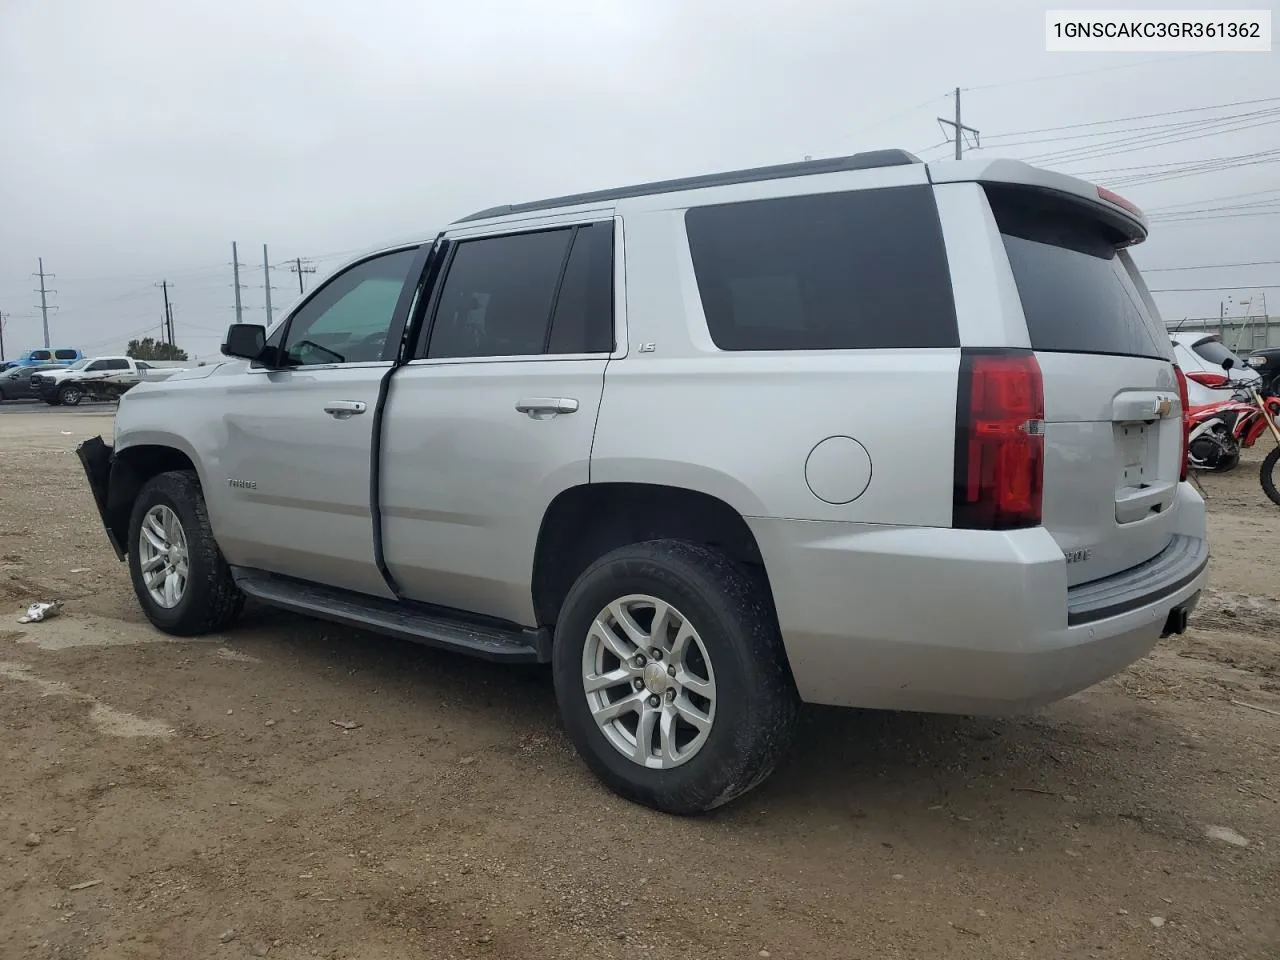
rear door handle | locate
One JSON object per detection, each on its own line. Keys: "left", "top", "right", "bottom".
{"left": 323, "top": 400, "right": 367, "bottom": 420}
{"left": 515, "top": 397, "right": 579, "bottom": 418}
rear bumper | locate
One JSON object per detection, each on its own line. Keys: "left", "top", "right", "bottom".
{"left": 77, "top": 435, "right": 126, "bottom": 560}
{"left": 748, "top": 483, "right": 1209, "bottom": 715}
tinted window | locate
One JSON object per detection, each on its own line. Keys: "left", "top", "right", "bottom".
{"left": 548, "top": 222, "right": 615, "bottom": 354}
{"left": 135, "top": 361, "right": 151, "bottom": 369}
{"left": 427, "top": 229, "right": 573, "bottom": 359}
{"left": 85, "top": 360, "right": 108, "bottom": 371}
{"left": 987, "top": 187, "right": 1167, "bottom": 360}
{"left": 53, "top": 349, "right": 78, "bottom": 360}
{"left": 1192, "top": 337, "right": 1246, "bottom": 371}
{"left": 282, "top": 249, "right": 417, "bottom": 366}
{"left": 31, "top": 350, "right": 51, "bottom": 361}
{"left": 103, "top": 359, "right": 130, "bottom": 370}
{"left": 685, "top": 186, "right": 958, "bottom": 351}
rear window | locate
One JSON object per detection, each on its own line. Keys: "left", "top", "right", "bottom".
{"left": 684, "top": 186, "right": 959, "bottom": 351}
{"left": 1192, "top": 337, "right": 1246, "bottom": 370}
{"left": 53, "top": 349, "right": 78, "bottom": 360}
{"left": 987, "top": 186, "right": 1167, "bottom": 360}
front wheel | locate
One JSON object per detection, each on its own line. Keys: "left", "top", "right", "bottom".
{"left": 127, "top": 470, "right": 244, "bottom": 635}
{"left": 57, "top": 383, "right": 82, "bottom": 406}
{"left": 1261, "top": 447, "right": 1280, "bottom": 506}
{"left": 552, "top": 540, "right": 799, "bottom": 815}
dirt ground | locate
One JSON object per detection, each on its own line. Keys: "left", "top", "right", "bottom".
{"left": 1, "top": 406, "right": 1277, "bottom": 960}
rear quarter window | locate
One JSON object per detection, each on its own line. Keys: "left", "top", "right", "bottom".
{"left": 684, "top": 186, "right": 959, "bottom": 351}
{"left": 986, "top": 186, "right": 1168, "bottom": 361}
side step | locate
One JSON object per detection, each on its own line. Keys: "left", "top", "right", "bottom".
{"left": 231, "top": 568, "right": 550, "bottom": 663}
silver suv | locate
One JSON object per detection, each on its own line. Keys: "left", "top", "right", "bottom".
{"left": 77, "top": 149, "right": 1209, "bottom": 814}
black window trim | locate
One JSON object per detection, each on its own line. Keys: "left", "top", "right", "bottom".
{"left": 407, "top": 218, "right": 619, "bottom": 364}
{"left": 252, "top": 243, "right": 426, "bottom": 372}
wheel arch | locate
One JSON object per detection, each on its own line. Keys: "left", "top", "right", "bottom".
{"left": 531, "top": 482, "right": 777, "bottom": 629}
{"left": 104, "top": 440, "right": 203, "bottom": 550}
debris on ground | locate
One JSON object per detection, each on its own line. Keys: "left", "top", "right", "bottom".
{"left": 1205, "top": 825, "right": 1250, "bottom": 847}
{"left": 330, "top": 720, "right": 361, "bottom": 731}
{"left": 18, "top": 600, "right": 63, "bottom": 623}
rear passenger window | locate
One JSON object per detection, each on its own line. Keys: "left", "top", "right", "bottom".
{"left": 548, "top": 222, "right": 615, "bottom": 354}
{"left": 426, "top": 223, "right": 614, "bottom": 359}
{"left": 684, "top": 186, "right": 959, "bottom": 351}
{"left": 53, "top": 349, "right": 78, "bottom": 360}
{"left": 986, "top": 187, "right": 1167, "bottom": 360}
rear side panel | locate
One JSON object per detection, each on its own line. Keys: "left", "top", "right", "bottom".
{"left": 935, "top": 179, "right": 1182, "bottom": 586}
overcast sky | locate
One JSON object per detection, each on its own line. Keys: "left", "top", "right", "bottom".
{"left": 1, "top": 0, "right": 1277, "bottom": 361}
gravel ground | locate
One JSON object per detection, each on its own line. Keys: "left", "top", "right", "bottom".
{"left": 1, "top": 409, "right": 1277, "bottom": 960}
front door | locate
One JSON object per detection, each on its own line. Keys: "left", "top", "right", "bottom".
{"left": 208, "top": 246, "right": 422, "bottom": 598}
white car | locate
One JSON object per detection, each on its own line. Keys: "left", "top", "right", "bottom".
{"left": 1170, "top": 332, "right": 1258, "bottom": 406}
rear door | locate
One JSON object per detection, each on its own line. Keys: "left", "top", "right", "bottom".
{"left": 379, "top": 219, "right": 615, "bottom": 625}
{"left": 984, "top": 184, "right": 1181, "bottom": 586}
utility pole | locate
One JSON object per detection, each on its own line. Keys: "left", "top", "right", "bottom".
{"left": 938, "top": 87, "right": 980, "bottom": 160}
{"left": 34, "top": 258, "right": 55, "bottom": 348}
{"left": 156, "top": 280, "right": 173, "bottom": 346}
{"left": 263, "top": 244, "right": 273, "bottom": 324}
{"left": 0, "top": 311, "right": 6, "bottom": 362}
{"left": 289, "top": 257, "right": 316, "bottom": 295}
{"left": 231, "top": 242, "right": 244, "bottom": 324}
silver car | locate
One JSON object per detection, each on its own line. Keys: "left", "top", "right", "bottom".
{"left": 78, "top": 149, "right": 1208, "bottom": 814}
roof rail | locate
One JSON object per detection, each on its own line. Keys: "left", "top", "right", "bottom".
{"left": 455, "top": 149, "right": 921, "bottom": 223}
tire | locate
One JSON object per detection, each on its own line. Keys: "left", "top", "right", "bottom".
{"left": 552, "top": 539, "right": 799, "bottom": 815}
{"left": 127, "top": 470, "right": 244, "bottom": 635}
{"left": 58, "top": 383, "right": 82, "bottom": 406}
{"left": 1261, "top": 446, "right": 1280, "bottom": 506}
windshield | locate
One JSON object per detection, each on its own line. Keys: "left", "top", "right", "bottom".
{"left": 65, "top": 359, "right": 91, "bottom": 370}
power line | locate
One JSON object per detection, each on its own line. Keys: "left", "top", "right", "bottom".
{"left": 983, "top": 95, "right": 1280, "bottom": 140}
{"left": 1142, "top": 259, "right": 1280, "bottom": 273}
{"left": 988, "top": 107, "right": 1280, "bottom": 156}
{"left": 32, "top": 258, "right": 56, "bottom": 349}
{"left": 961, "top": 52, "right": 1211, "bottom": 93}
{"left": 1146, "top": 187, "right": 1280, "bottom": 213}
{"left": 1022, "top": 112, "right": 1280, "bottom": 166}
{"left": 289, "top": 257, "right": 317, "bottom": 295}
{"left": 936, "top": 87, "right": 979, "bottom": 160}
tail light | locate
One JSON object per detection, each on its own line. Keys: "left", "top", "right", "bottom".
{"left": 954, "top": 349, "right": 1044, "bottom": 530}
{"left": 1173, "top": 364, "right": 1190, "bottom": 482}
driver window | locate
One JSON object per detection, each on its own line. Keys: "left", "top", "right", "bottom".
{"left": 280, "top": 248, "right": 417, "bottom": 366}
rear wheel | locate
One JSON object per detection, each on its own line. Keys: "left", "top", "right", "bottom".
{"left": 552, "top": 539, "right": 799, "bottom": 815}
{"left": 127, "top": 470, "right": 244, "bottom": 635}
{"left": 57, "top": 383, "right": 82, "bottom": 406}
{"left": 1261, "top": 447, "right": 1280, "bottom": 506}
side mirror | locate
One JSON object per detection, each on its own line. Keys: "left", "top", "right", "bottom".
{"left": 221, "top": 324, "right": 267, "bottom": 362}
{"left": 1222, "top": 357, "right": 1235, "bottom": 371}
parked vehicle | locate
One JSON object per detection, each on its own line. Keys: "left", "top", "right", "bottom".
{"left": 0, "top": 363, "right": 64, "bottom": 401}
{"left": 1184, "top": 349, "right": 1280, "bottom": 478}
{"left": 31, "top": 356, "right": 189, "bottom": 405}
{"left": 74, "top": 149, "right": 1207, "bottom": 814}
{"left": 0, "top": 347, "right": 83, "bottom": 371}
{"left": 1170, "top": 332, "right": 1259, "bottom": 406}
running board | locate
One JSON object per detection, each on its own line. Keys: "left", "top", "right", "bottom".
{"left": 231, "top": 568, "right": 550, "bottom": 663}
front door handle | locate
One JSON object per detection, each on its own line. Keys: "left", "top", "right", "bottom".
{"left": 515, "top": 397, "right": 579, "bottom": 419}
{"left": 323, "top": 400, "right": 367, "bottom": 420}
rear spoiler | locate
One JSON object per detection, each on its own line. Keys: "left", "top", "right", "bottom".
{"left": 928, "top": 158, "right": 1148, "bottom": 245}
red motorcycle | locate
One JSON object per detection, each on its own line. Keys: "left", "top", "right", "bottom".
{"left": 1184, "top": 348, "right": 1280, "bottom": 503}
